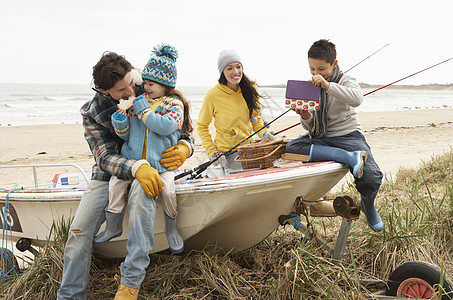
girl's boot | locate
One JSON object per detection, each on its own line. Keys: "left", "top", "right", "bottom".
{"left": 309, "top": 144, "right": 368, "bottom": 178}
{"left": 164, "top": 212, "right": 184, "bottom": 253}
{"left": 94, "top": 211, "right": 124, "bottom": 245}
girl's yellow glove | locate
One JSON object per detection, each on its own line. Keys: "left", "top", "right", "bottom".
{"left": 160, "top": 142, "right": 190, "bottom": 170}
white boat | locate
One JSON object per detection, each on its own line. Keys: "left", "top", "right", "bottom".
{"left": 0, "top": 162, "right": 348, "bottom": 258}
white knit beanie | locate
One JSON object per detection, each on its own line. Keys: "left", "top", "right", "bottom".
{"left": 217, "top": 49, "right": 243, "bottom": 74}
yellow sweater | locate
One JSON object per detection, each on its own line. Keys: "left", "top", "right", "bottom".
{"left": 196, "top": 83, "right": 264, "bottom": 156}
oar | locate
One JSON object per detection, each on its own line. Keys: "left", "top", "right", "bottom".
{"left": 275, "top": 56, "right": 453, "bottom": 137}
{"left": 175, "top": 108, "right": 292, "bottom": 180}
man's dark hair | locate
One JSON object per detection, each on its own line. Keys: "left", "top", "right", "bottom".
{"left": 92, "top": 52, "right": 133, "bottom": 90}
{"left": 308, "top": 39, "right": 337, "bottom": 64}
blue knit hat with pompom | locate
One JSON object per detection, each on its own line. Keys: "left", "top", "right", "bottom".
{"left": 142, "top": 43, "right": 178, "bottom": 87}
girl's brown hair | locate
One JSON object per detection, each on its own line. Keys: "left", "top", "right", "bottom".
{"left": 165, "top": 87, "right": 193, "bottom": 134}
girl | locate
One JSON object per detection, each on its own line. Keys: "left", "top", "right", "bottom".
{"left": 94, "top": 44, "right": 193, "bottom": 253}
{"left": 196, "top": 49, "right": 273, "bottom": 170}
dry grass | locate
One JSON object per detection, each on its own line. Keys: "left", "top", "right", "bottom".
{"left": 1, "top": 150, "right": 453, "bottom": 299}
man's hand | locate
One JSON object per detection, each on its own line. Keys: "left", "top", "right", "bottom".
{"left": 160, "top": 142, "right": 190, "bottom": 170}
{"left": 135, "top": 164, "right": 163, "bottom": 197}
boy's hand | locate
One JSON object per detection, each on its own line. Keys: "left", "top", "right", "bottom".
{"left": 312, "top": 75, "right": 330, "bottom": 90}
{"left": 293, "top": 108, "right": 312, "bottom": 120}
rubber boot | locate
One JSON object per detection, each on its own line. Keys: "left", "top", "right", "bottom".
{"left": 114, "top": 283, "right": 139, "bottom": 300}
{"left": 360, "top": 191, "right": 383, "bottom": 231}
{"left": 309, "top": 144, "right": 368, "bottom": 179}
{"left": 164, "top": 212, "right": 184, "bottom": 253}
{"left": 93, "top": 211, "right": 123, "bottom": 245}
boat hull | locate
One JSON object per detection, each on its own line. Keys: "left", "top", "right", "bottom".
{"left": 1, "top": 162, "right": 348, "bottom": 258}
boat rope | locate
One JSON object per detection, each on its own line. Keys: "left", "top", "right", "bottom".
{"left": 1, "top": 185, "right": 20, "bottom": 279}
{"left": 288, "top": 213, "right": 303, "bottom": 230}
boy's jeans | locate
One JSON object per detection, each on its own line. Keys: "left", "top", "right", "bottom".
{"left": 286, "top": 130, "right": 383, "bottom": 197}
{"left": 57, "top": 179, "right": 156, "bottom": 299}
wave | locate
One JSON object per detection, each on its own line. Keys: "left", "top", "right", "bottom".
{"left": 0, "top": 103, "right": 12, "bottom": 109}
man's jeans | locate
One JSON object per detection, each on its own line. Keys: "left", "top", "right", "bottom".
{"left": 286, "top": 130, "right": 383, "bottom": 198}
{"left": 57, "top": 179, "right": 156, "bottom": 299}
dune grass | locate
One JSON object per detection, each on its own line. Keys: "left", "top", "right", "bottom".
{"left": 1, "top": 150, "right": 452, "bottom": 299}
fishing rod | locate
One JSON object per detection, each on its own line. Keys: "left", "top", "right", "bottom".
{"left": 275, "top": 56, "right": 453, "bottom": 137}
{"left": 175, "top": 108, "right": 292, "bottom": 180}
{"left": 363, "top": 57, "right": 453, "bottom": 96}
{"left": 344, "top": 44, "right": 389, "bottom": 73}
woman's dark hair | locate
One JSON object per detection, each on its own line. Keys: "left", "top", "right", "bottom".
{"left": 92, "top": 52, "right": 132, "bottom": 91}
{"left": 218, "top": 73, "right": 261, "bottom": 118}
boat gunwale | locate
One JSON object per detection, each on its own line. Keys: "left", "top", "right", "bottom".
{"left": 0, "top": 162, "right": 348, "bottom": 201}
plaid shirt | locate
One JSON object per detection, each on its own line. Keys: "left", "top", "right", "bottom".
{"left": 81, "top": 84, "right": 193, "bottom": 182}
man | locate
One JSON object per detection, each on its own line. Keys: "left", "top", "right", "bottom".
{"left": 57, "top": 51, "right": 193, "bottom": 300}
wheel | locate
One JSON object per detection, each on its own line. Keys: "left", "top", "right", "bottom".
{"left": 16, "top": 238, "right": 32, "bottom": 252}
{"left": 0, "top": 248, "right": 19, "bottom": 279}
{"left": 386, "top": 261, "right": 453, "bottom": 299}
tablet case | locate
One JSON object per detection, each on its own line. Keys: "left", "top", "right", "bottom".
{"left": 285, "top": 80, "right": 321, "bottom": 111}
{"left": 285, "top": 80, "right": 320, "bottom": 100}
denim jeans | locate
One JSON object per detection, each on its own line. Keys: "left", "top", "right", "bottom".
{"left": 285, "top": 130, "right": 383, "bottom": 198}
{"left": 57, "top": 179, "right": 156, "bottom": 299}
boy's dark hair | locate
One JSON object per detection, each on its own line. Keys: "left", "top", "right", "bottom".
{"left": 92, "top": 52, "right": 133, "bottom": 91}
{"left": 308, "top": 39, "right": 337, "bottom": 64}
{"left": 218, "top": 73, "right": 261, "bottom": 119}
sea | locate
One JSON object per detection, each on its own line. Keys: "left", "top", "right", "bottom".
{"left": 1, "top": 83, "right": 452, "bottom": 127}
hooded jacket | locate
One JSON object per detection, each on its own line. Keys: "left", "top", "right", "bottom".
{"left": 196, "top": 83, "right": 264, "bottom": 156}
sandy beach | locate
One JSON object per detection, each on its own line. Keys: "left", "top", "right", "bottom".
{"left": 1, "top": 109, "right": 452, "bottom": 188}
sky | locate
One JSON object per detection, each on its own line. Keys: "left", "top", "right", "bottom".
{"left": 1, "top": 0, "right": 452, "bottom": 87}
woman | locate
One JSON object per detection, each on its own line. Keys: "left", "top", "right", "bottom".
{"left": 196, "top": 49, "right": 273, "bottom": 170}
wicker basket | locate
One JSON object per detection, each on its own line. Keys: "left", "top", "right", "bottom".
{"left": 235, "top": 139, "right": 287, "bottom": 169}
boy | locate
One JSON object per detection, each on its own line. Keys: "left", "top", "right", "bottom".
{"left": 285, "top": 39, "right": 384, "bottom": 231}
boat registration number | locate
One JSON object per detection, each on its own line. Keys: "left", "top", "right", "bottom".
{"left": 0, "top": 203, "right": 23, "bottom": 233}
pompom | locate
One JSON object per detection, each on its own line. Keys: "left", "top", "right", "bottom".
{"left": 152, "top": 43, "right": 178, "bottom": 62}
{"left": 251, "top": 116, "right": 257, "bottom": 124}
